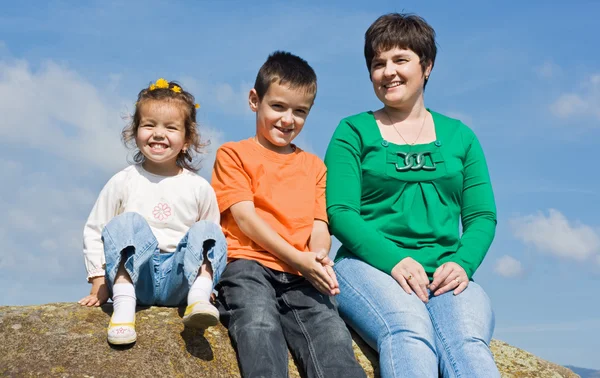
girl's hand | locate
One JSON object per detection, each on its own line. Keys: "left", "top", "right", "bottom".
{"left": 391, "top": 257, "right": 429, "bottom": 303}
{"left": 429, "top": 262, "right": 469, "bottom": 296}
{"left": 292, "top": 252, "right": 338, "bottom": 296}
{"left": 78, "top": 276, "right": 109, "bottom": 307}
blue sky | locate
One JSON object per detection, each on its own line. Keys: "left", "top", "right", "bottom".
{"left": 1, "top": 0, "right": 598, "bottom": 370}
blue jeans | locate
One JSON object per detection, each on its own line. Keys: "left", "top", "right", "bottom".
{"left": 334, "top": 257, "right": 499, "bottom": 378}
{"left": 216, "top": 259, "right": 366, "bottom": 378}
{"left": 102, "top": 212, "right": 227, "bottom": 306}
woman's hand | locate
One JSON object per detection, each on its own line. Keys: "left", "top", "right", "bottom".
{"left": 429, "top": 262, "right": 469, "bottom": 296}
{"left": 391, "top": 257, "right": 429, "bottom": 303}
{"left": 78, "top": 276, "right": 109, "bottom": 307}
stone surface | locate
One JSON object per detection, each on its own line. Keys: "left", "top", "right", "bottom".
{"left": 0, "top": 303, "right": 578, "bottom": 377}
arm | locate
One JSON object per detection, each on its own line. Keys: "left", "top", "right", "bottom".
{"left": 325, "top": 120, "right": 413, "bottom": 274}
{"left": 79, "top": 173, "right": 124, "bottom": 306}
{"left": 229, "top": 201, "right": 335, "bottom": 295}
{"left": 449, "top": 132, "right": 497, "bottom": 279}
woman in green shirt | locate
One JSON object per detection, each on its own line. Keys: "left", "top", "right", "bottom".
{"left": 325, "top": 13, "right": 500, "bottom": 377}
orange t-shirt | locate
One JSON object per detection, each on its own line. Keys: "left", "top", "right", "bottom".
{"left": 211, "top": 138, "right": 328, "bottom": 275}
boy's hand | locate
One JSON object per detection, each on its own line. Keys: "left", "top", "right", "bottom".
{"left": 292, "top": 252, "right": 338, "bottom": 296}
{"left": 315, "top": 251, "right": 339, "bottom": 295}
{"left": 78, "top": 276, "right": 109, "bottom": 307}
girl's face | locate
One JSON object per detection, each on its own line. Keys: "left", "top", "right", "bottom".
{"left": 370, "top": 47, "right": 431, "bottom": 109}
{"left": 135, "top": 100, "right": 188, "bottom": 176}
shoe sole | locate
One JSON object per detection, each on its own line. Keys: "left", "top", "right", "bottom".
{"left": 108, "top": 335, "right": 137, "bottom": 345}
{"left": 183, "top": 312, "right": 219, "bottom": 329}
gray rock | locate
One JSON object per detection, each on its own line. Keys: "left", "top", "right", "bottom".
{"left": 0, "top": 303, "right": 578, "bottom": 377}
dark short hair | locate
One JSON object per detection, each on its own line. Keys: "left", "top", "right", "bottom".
{"left": 364, "top": 13, "right": 437, "bottom": 87}
{"left": 122, "top": 80, "right": 207, "bottom": 172}
{"left": 254, "top": 51, "right": 317, "bottom": 100}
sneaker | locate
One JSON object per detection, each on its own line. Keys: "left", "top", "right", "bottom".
{"left": 182, "top": 301, "right": 219, "bottom": 329}
{"left": 107, "top": 320, "right": 137, "bottom": 345}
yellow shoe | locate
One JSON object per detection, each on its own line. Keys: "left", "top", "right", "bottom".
{"left": 182, "top": 301, "right": 219, "bottom": 329}
{"left": 107, "top": 320, "right": 137, "bottom": 345}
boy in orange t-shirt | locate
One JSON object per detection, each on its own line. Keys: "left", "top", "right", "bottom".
{"left": 211, "top": 51, "right": 365, "bottom": 377}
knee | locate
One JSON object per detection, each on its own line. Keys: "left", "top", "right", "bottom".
{"left": 189, "top": 221, "right": 225, "bottom": 240}
{"left": 105, "top": 212, "right": 147, "bottom": 232}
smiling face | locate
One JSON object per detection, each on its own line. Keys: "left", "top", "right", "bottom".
{"left": 135, "top": 100, "right": 188, "bottom": 176}
{"left": 249, "top": 81, "right": 314, "bottom": 154}
{"left": 370, "top": 47, "right": 432, "bottom": 109}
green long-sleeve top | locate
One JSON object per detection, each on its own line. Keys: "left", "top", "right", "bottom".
{"left": 325, "top": 110, "right": 496, "bottom": 280}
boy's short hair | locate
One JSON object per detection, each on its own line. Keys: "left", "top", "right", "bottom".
{"left": 364, "top": 13, "right": 437, "bottom": 87}
{"left": 254, "top": 51, "right": 317, "bottom": 100}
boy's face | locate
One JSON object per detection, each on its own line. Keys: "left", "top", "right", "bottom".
{"left": 249, "top": 82, "right": 314, "bottom": 154}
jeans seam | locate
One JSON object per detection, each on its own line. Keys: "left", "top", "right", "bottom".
{"left": 280, "top": 291, "right": 324, "bottom": 378}
{"left": 336, "top": 267, "right": 399, "bottom": 378}
{"left": 428, "top": 302, "right": 461, "bottom": 378}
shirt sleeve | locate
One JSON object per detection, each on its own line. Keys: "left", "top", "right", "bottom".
{"left": 82, "top": 172, "right": 124, "bottom": 281}
{"left": 314, "top": 160, "right": 328, "bottom": 223}
{"left": 325, "top": 119, "right": 411, "bottom": 274}
{"left": 448, "top": 130, "right": 497, "bottom": 278}
{"left": 199, "top": 183, "right": 221, "bottom": 226}
{"left": 211, "top": 144, "right": 254, "bottom": 212}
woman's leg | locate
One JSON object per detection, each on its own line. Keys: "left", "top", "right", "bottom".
{"left": 334, "top": 257, "right": 438, "bottom": 378}
{"left": 426, "top": 281, "right": 499, "bottom": 378}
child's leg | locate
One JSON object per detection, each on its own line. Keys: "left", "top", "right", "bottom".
{"left": 216, "top": 259, "right": 288, "bottom": 377}
{"left": 159, "top": 220, "right": 227, "bottom": 327}
{"left": 278, "top": 274, "right": 367, "bottom": 378}
{"left": 102, "top": 212, "right": 158, "bottom": 345}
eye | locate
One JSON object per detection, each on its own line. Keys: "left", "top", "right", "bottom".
{"left": 294, "top": 109, "right": 307, "bottom": 115}
{"left": 167, "top": 126, "right": 179, "bottom": 131}
{"left": 272, "top": 104, "right": 284, "bottom": 110}
{"left": 141, "top": 123, "right": 153, "bottom": 128}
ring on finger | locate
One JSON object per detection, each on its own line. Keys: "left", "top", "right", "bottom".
{"left": 406, "top": 274, "right": 412, "bottom": 281}
{"left": 454, "top": 278, "right": 461, "bottom": 284}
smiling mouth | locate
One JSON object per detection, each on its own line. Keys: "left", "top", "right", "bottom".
{"left": 149, "top": 143, "right": 169, "bottom": 150}
{"left": 384, "top": 81, "right": 404, "bottom": 89}
{"left": 274, "top": 126, "right": 294, "bottom": 134}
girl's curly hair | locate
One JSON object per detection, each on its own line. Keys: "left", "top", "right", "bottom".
{"left": 122, "top": 80, "right": 208, "bottom": 172}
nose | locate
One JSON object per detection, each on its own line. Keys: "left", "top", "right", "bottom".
{"left": 152, "top": 128, "right": 165, "bottom": 138}
{"left": 383, "top": 61, "right": 396, "bottom": 77}
{"left": 281, "top": 110, "right": 294, "bottom": 126}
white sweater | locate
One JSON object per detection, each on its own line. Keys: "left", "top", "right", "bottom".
{"left": 83, "top": 165, "right": 220, "bottom": 280}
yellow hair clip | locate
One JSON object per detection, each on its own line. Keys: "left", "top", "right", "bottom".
{"left": 172, "top": 85, "right": 181, "bottom": 93}
{"left": 195, "top": 103, "right": 200, "bottom": 109}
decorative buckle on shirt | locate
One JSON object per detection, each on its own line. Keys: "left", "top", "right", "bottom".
{"left": 395, "top": 152, "right": 437, "bottom": 172}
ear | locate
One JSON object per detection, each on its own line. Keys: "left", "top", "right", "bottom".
{"left": 424, "top": 60, "right": 433, "bottom": 78}
{"left": 248, "top": 89, "right": 259, "bottom": 112}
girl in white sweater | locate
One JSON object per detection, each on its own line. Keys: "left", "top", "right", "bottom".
{"left": 78, "top": 78, "right": 226, "bottom": 345}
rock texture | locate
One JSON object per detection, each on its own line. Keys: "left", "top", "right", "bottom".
{"left": 0, "top": 303, "right": 578, "bottom": 377}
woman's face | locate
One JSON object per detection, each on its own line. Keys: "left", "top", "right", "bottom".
{"left": 370, "top": 47, "right": 431, "bottom": 108}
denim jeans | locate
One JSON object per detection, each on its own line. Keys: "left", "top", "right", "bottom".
{"left": 334, "top": 257, "right": 499, "bottom": 378}
{"left": 102, "top": 212, "right": 227, "bottom": 306}
{"left": 216, "top": 259, "right": 366, "bottom": 378}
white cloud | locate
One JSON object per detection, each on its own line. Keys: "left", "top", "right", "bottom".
{"left": 510, "top": 209, "right": 600, "bottom": 261}
{"left": 494, "top": 255, "right": 524, "bottom": 277}
{"left": 550, "top": 74, "right": 600, "bottom": 122}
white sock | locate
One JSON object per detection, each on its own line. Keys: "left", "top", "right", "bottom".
{"left": 187, "top": 275, "right": 213, "bottom": 305}
{"left": 111, "top": 283, "right": 136, "bottom": 324}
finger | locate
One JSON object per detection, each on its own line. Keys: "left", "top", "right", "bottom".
{"left": 395, "top": 273, "right": 413, "bottom": 295}
{"left": 430, "top": 264, "right": 450, "bottom": 291}
{"left": 434, "top": 275, "right": 461, "bottom": 296}
{"left": 407, "top": 273, "right": 428, "bottom": 302}
{"left": 453, "top": 280, "right": 469, "bottom": 296}
{"left": 317, "top": 265, "right": 335, "bottom": 290}
{"left": 318, "top": 255, "right": 334, "bottom": 266}
{"left": 325, "top": 265, "right": 339, "bottom": 289}
{"left": 417, "top": 268, "right": 429, "bottom": 299}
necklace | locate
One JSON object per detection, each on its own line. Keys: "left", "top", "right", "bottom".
{"left": 383, "top": 108, "right": 428, "bottom": 146}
